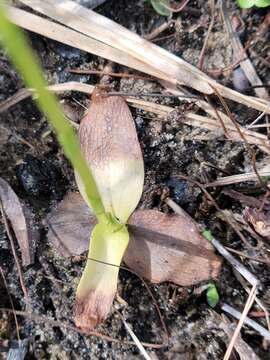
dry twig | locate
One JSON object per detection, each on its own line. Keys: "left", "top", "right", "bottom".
{"left": 2, "top": 82, "right": 269, "bottom": 153}
{"left": 144, "top": 20, "right": 174, "bottom": 41}
{"left": 222, "top": 303, "right": 270, "bottom": 340}
{"left": 0, "top": 265, "right": 20, "bottom": 341}
{"left": 220, "top": 319, "right": 261, "bottom": 360}
{"left": 0, "top": 308, "right": 165, "bottom": 349}
{"left": 122, "top": 319, "right": 152, "bottom": 360}
{"left": 198, "top": 0, "right": 215, "bottom": 71}
{"left": 205, "top": 168, "right": 270, "bottom": 187}
{"left": 8, "top": 2, "right": 270, "bottom": 113}
{"left": 234, "top": 270, "right": 270, "bottom": 332}
{"left": 223, "top": 285, "right": 257, "bottom": 360}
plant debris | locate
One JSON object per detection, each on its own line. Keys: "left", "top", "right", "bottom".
{"left": 0, "top": 177, "right": 37, "bottom": 266}
{"left": 74, "top": 85, "right": 144, "bottom": 331}
{"left": 244, "top": 207, "right": 270, "bottom": 241}
{"left": 46, "top": 192, "right": 221, "bottom": 286}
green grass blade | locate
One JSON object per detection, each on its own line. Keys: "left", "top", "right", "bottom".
{"left": 0, "top": 2, "right": 105, "bottom": 220}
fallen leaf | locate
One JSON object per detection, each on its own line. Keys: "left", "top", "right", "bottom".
{"left": 46, "top": 192, "right": 221, "bottom": 285}
{"left": 0, "top": 177, "right": 37, "bottom": 266}
{"left": 244, "top": 207, "right": 270, "bottom": 241}
{"left": 45, "top": 191, "right": 95, "bottom": 257}
{"left": 127, "top": 209, "right": 221, "bottom": 285}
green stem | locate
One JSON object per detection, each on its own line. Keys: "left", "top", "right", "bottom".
{"left": 75, "top": 222, "right": 129, "bottom": 330}
{"left": 0, "top": 2, "right": 105, "bottom": 221}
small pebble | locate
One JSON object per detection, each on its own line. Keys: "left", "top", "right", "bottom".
{"left": 232, "top": 67, "right": 249, "bottom": 93}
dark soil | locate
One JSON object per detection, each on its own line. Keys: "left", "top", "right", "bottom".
{"left": 0, "top": 0, "right": 270, "bottom": 359}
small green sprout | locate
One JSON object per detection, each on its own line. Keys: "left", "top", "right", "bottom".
{"left": 206, "top": 283, "right": 219, "bottom": 308}
{"left": 75, "top": 86, "right": 144, "bottom": 330}
{"left": 237, "top": 0, "right": 270, "bottom": 8}
{"left": 150, "top": 0, "right": 172, "bottom": 16}
{"left": 202, "top": 229, "right": 214, "bottom": 242}
{"left": 202, "top": 231, "right": 219, "bottom": 307}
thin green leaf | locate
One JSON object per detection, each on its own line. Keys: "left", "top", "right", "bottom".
{"left": 0, "top": 2, "right": 105, "bottom": 221}
{"left": 150, "top": 0, "right": 172, "bottom": 16}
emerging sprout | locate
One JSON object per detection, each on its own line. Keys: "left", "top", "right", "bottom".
{"left": 150, "top": 0, "right": 172, "bottom": 16}
{"left": 237, "top": 0, "right": 270, "bottom": 8}
{"left": 75, "top": 86, "right": 144, "bottom": 330}
{"left": 75, "top": 87, "right": 144, "bottom": 223}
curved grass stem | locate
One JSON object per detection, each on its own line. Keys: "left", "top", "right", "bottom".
{"left": 0, "top": 2, "right": 105, "bottom": 221}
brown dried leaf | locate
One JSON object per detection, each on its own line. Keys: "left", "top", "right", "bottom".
{"left": 45, "top": 191, "right": 95, "bottom": 257}
{"left": 46, "top": 192, "right": 221, "bottom": 285}
{"left": 0, "top": 177, "right": 36, "bottom": 266}
{"left": 127, "top": 210, "right": 221, "bottom": 285}
{"left": 244, "top": 207, "right": 270, "bottom": 241}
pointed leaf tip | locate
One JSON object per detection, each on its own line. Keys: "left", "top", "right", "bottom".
{"left": 77, "top": 87, "right": 144, "bottom": 223}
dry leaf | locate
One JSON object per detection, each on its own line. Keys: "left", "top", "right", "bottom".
{"left": 45, "top": 191, "right": 95, "bottom": 257}
{"left": 244, "top": 207, "right": 270, "bottom": 241}
{"left": 127, "top": 209, "right": 221, "bottom": 285}
{"left": 18, "top": 0, "right": 212, "bottom": 94}
{"left": 0, "top": 177, "right": 36, "bottom": 266}
{"left": 46, "top": 192, "right": 221, "bottom": 285}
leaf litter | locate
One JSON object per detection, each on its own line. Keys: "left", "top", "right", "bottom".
{"left": 46, "top": 191, "right": 221, "bottom": 286}
{"left": 0, "top": 177, "right": 37, "bottom": 266}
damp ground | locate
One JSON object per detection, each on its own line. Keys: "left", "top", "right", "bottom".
{"left": 0, "top": 1, "right": 270, "bottom": 359}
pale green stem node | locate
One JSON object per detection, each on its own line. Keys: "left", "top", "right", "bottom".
{"left": 75, "top": 222, "right": 129, "bottom": 331}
